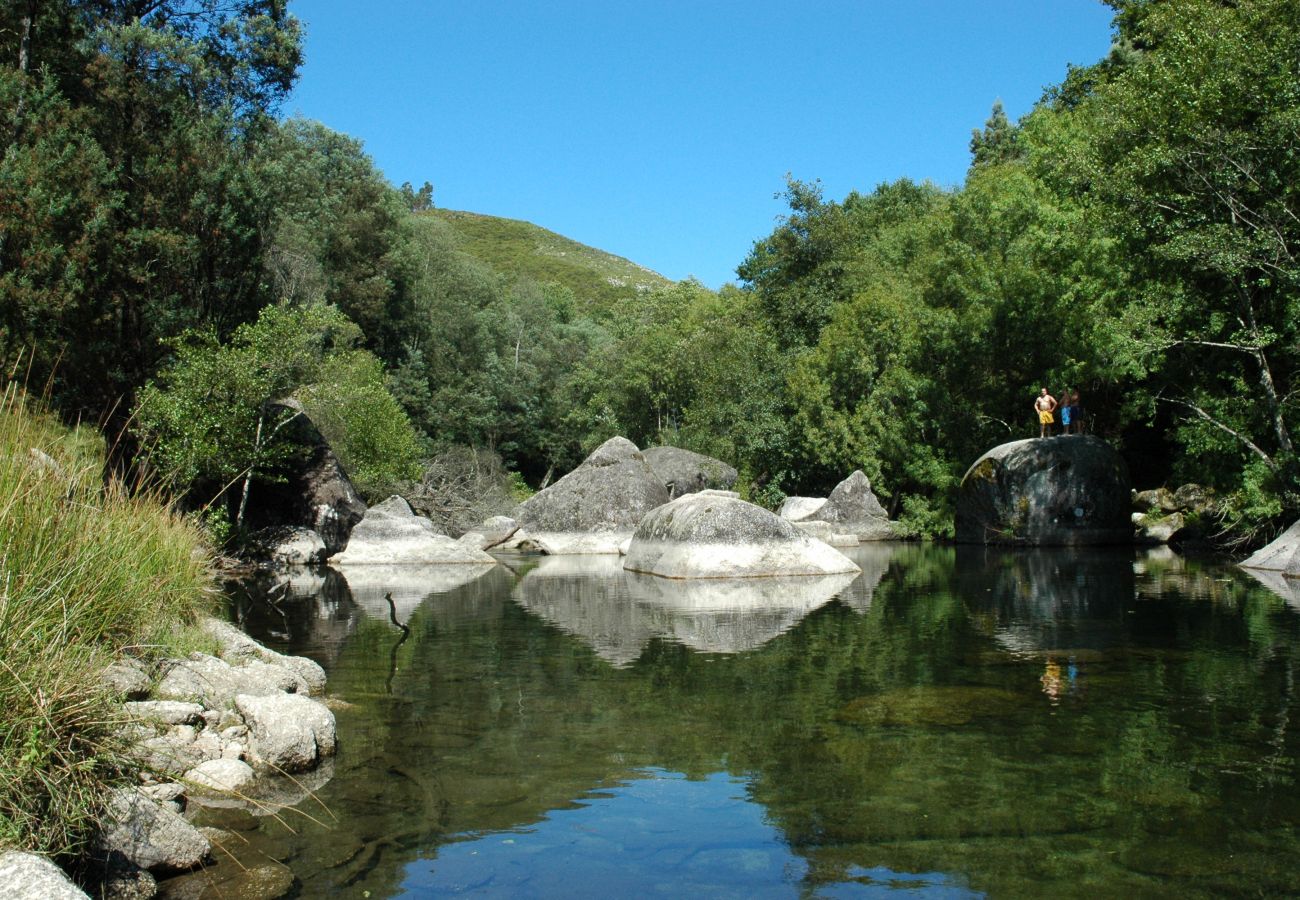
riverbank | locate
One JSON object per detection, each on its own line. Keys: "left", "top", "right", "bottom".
{"left": 0, "top": 387, "right": 214, "bottom": 884}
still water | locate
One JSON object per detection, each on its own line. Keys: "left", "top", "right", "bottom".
{"left": 206, "top": 545, "right": 1300, "bottom": 898}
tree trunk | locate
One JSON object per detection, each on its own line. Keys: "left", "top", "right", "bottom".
{"left": 18, "top": 1, "right": 35, "bottom": 74}
{"left": 236, "top": 410, "right": 265, "bottom": 535}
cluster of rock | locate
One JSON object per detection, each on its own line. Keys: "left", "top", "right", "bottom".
{"left": 245, "top": 426, "right": 903, "bottom": 577}
{"left": 1131, "top": 483, "right": 1217, "bottom": 544}
{"left": 80, "top": 618, "right": 337, "bottom": 895}
{"left": 778, "top": 470, "right": 897, "bottom": 543}
{"left": 955, "top": 436, "right": 1133, "bottom": 546}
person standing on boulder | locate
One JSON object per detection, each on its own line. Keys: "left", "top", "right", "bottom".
{"left": 1034, "top": 387, "right": 1057, "bottom": 438}
{"left": 1060, "top": 388, "right": 1074, "bottom": 435}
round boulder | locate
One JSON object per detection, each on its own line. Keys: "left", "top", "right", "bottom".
{"left": 623, "top": 490, "right": 861, "bottom": 578}
{"left": 642, "top": 446, "right": 738, "bottom": 499}
{"left": 955, "top": 436, "right": 1133, "bottom": 546}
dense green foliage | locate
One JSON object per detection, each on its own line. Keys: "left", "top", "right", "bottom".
{"left": 3, "top": 0, "right": 1300, "bottom": 542}
{"left": 0, "top": 385, "right": 213, "bottom": 855}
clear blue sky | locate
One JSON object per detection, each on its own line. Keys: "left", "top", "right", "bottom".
{"left": 286, "top": 1, "right": 1117, "bottom": 289}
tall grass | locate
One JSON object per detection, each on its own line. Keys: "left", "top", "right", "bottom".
{"left": 0, "top": 381, "right": 214, "bottom": 856}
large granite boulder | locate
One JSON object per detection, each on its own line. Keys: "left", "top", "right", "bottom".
{"left": 1241, "top": 520, "right": 1300, "bottom": 576}
{"left": 642, "top": 446, "right": 738, "bottom": 499}
{"left": 511, "top": 437, "right": 671, "bottom": 554}
{"left": 955, "top": 436, "right": 1132, "bottom": 546}
{"left": 243, "top": 400, "right": 367, "bottom": 556}
{"left": 330, "top": 496, "right": 497, "bottom": 565}
{"left": 0, "top": 852, "right": 89, "bottom": 899}
{"left": 244, "top": 525, "right": 327, "bottom": 566}
{"left": 623, "top": 490, "right": 861, "bottom": 578}
{"left": 806, "top": 471, "right": 898, "bottom": 541}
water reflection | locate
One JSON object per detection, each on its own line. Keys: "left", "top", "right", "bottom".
{"left": 512, "top": 555, "right": 866, "bottom": 664}
{"left": 206, "top": 545, "right": 1300, "bottom": 899}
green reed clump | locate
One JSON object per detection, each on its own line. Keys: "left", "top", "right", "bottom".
{"left": 0, "top": 382, "right": 214, "bottom": 855}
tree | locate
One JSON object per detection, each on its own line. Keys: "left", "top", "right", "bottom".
{"left": 1062, "top": 0, "right": 1300, "bottom": 529}
{"left": 134, "top": 304, "right": 421, "bottom": 535}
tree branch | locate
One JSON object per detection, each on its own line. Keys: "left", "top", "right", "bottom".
{"left": 1159, "top": 396, "right": 1277, "bottom": 472}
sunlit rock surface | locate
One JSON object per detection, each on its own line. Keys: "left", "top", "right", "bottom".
{"left": 330, "top": 496, "right": 498, "bottom": 565}
{"left": 512, "top": 437, "right": 671, "bottom": 554}
{"left": 1240, "top": 519, "right": 1300, "bottom": 576}
{"left": 956, "top": 436, "right": 1133, "bottom": 546}
{"left": 642, "top": 445, "right": 738, "bottom": 499}
{"left": 624, "top": 491, "right": 860, "bottom": 578}
{"left": 778, "top": 496, "right": 827, "bottom": 521}
{"left": 804, "top": 470, "right": 898, "bottom": 541}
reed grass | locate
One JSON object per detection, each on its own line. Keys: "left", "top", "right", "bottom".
{"left": 0, "top": 381, "right": 214, "bottom": 856}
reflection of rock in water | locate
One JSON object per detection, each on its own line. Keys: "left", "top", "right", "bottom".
{"left": 955, "top": 546, "right": 1136, "bottom": 653}
{"left": 225, "top": 567, "right": 356, "bottom": 669}
{"left": 513, "top": 556, "right": 649, "bottom": 667}
{"left": 514, "top": 557, "right": 854, "bottom": 664}
{"left": 1241, "top": 567, "right": 1300, "bottom": 610}
{"left": 626, "top": 571, "right": 856, "bottom": 653}
{"left": 835, "top": 543, "right": 903, "bottom": 612}
{"left": 336, "top": 564, "right": 501, "bottom": 620}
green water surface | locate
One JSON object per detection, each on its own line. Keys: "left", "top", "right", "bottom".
{"left": 204, "top": 545, "right": 1300, "bottom": 898}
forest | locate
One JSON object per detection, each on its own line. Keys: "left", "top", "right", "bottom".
{"left": 2, "top": 0, "right": 1298, "bottom": 544}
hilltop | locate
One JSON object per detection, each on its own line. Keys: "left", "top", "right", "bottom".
{"left": 422, "top": 208, "right": 674, "bottom": 313}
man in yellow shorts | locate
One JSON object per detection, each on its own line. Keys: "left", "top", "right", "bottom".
{"left": 1034, "top": 387, "right": 1057, "bottom": 438}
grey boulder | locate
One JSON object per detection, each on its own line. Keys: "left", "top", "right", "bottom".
{"left": 100, "top": 788, "right": 211, "bottom": 872}
{"left": 955, "top": 436, "right": 1133, "bottom": 546}
{"left": 1241, "top": 519, "right": 1300, "bottom": 576}
{"left": 642, "top": 446, "right": 738, "bottom": 499}
{"left": 778, "top": 496, "right": 827, "bottom": 521}
{"left": 806, "top": 471, "right": 897, "bottom": 541}
{"left": 512, "top": 437, "right": 672, "bottom": 554}
{"left": 0, "top": 852, "right": 89, "bottom": 899}
{"left": 235, "top": 693, "right": 337, "bottom": 773}
{"left": 154, "top": 654, "right": 306, "bottom": 709}
{"left": 201, "top": 618, "right": 327, "bottom": 695}
{"left": 330, "top": 496, "right": 497, "bottom": 565}
{"left": 245, "top": 525, "right": 327, "bottom": 566}
{"left": 623, "top": 490, "right": 861, "bottom": 578}
{"left": 457, "top": 515, "right": 520, "bottom": 551}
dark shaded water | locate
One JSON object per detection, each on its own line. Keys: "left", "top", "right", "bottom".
{"left": 203, "top": 545, "right": 1300, "bottom": 898}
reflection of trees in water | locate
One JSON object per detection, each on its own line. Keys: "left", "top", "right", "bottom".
{"left": 217, "top": 546, "right": 1300, "bottom": 897}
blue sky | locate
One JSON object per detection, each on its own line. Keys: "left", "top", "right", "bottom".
{"left": 286, "top": 2, "right": 1116, "bottom": 288}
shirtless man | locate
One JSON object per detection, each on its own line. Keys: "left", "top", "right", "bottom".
{"left": 1034, "top": 387, "right": 1057, "bottom": 438}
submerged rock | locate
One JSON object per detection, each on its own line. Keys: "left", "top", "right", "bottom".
{"left": 329, "top": 496, "right": 497, "bottom": 566}
{"left": 623, "top": 490, "right": 860, "bottom": 578}
{"left": 642, "top": 446, "right": 738, "bottom": 499}
{"left": 512, "top": 437, "right": 671, "bottom": 554}
{"left": 955, "top": 436, "right": 1133, "bottom": 546}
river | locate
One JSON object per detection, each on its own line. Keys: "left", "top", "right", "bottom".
{"left": 195, "top": 545, "right": 1300, "bottom": 898}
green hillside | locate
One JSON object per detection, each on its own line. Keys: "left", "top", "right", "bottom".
{"left": 423, "top": 208, "right": 674, "bottom": 313}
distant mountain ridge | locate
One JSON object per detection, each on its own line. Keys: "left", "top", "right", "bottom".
{"left": 423, "top": 208, "right": 673, "bottom": 312}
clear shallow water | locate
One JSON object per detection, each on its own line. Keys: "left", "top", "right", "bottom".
{"left": 205, "top": 545, "right": 1300, "bottom": 898}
